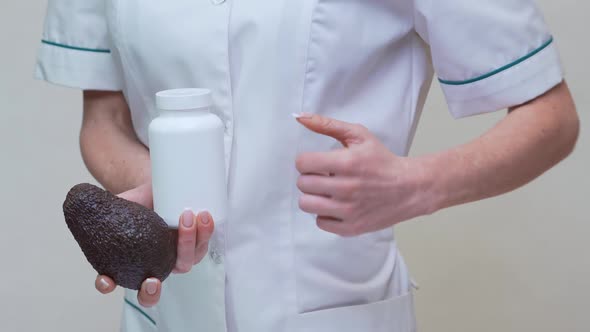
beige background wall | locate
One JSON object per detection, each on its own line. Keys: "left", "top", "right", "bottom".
{"left": 0, "top": 1, "right": 587, "bottom": 331}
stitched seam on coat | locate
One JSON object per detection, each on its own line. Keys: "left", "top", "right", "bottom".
{"left": 41, "top": 39, "right": 111, "bottom": 53}
{"left": 294, "top": 0, "right": 321, "bottom": 314}
{"left": 438, "top": 36, "right": 554, "bottom": 86}
{"left": 124, "top": 298, "right": 156, "bottom": 326}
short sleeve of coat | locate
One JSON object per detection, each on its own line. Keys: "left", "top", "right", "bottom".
{"left": 34, "top": 0, "right": 123, "bottom": 91}
{"left": 414, "top": 0, "right": 564, "bottom": 118}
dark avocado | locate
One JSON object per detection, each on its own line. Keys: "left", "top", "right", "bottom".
{"left": 63, "top": 183, "right": 177, "bottom": 290}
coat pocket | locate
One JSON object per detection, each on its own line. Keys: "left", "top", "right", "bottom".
{"left": 287, "top": 291, "right": 416, "bottom": 332}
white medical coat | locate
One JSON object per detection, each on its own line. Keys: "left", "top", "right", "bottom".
{"left": 36, "top": 0, "right": 563, "bottom": 331}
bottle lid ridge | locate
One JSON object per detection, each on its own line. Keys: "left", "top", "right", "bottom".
{"left": 156, "top": 88, "right": 212, "bottom": 110}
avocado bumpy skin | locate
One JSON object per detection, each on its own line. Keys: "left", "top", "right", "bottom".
{"left": 63, "top": 183, "right": 177, "bottom": 290}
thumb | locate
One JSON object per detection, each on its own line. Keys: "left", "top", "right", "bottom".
{"left": 293, "top": 113, "right": 367, "bottom": 146}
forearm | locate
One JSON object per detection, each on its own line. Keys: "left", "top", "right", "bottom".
{"left": 80, "top": 91, "right": 151, "bottom": 194}
{"left": 422, "top": 82, "right": 579, "bottom": 211}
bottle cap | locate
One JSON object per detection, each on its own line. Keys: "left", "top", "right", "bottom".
{"left": 156, "top": 88, "right": 212, "bottom": 110}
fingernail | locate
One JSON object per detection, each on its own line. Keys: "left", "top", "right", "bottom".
{"left": 292, "top": 112, "right": 313, "bottom": 119}
{"left": 98, "top": 277, "right": 110, "bottom": 291}
{"left": 182, "top": 210, "right": 194, "bottom": 228}
{"left": 200, "top": 213, "right": 210, "bottom": 225}
{"left": 145, "top": 279, "right": 158, "bottom": 295}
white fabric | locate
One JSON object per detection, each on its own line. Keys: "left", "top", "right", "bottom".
{"left": 35, "top": 0, "right": 124, "bottom": 90}
{"left": 36, "top": 0, "right": 563, "bottom": 331}
{"left": 414, "top": 0, "right": 564, "bottom": 117}
{"left": 442, "top": 43, "right": 563, "bottom": 117}
{"left": 35, "top": 42, "right": 124, "bottom": 91}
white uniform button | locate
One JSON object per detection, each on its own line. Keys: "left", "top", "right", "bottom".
{"left": 211, "top": 0, "right": 226, "bottom": 5}
{"left": 209, "top": 248, "right": 223, "bottom": 264}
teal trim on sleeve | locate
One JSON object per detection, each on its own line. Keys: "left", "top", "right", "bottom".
{"left": 41, "top": 39, "right": 111, "bottom": 53}
{"left": 124, "top": 298, "right": 156, "bottom": 326}
{"left": 438, "top": 37, "right": 554, "bottom": 86}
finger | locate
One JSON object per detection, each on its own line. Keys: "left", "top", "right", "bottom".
{"left": 298, "top": 194, "right": 350, "bottom": 219}
{"left": 95, "top": 275, "right": 116, "bottom": 294}
{"left": 316, "top": 217, "right": 359, "bottom": 237}
{"left": 194, "top": 245, "right": 210, "bottom": 265}
{"left": 297, "top": 174, "right": 334, "bottom": 197}
{"left": 137, "top": 278, "right": 161, "bottom": 308}
{"left": 295, "top": 150, "right": 351, "bottom": 175}
{"left": 297, "top": 175, "right": 360, "bottom": 200}
{"left": 293, "top": 113, "right": 368, "bottom": 146}
{"left": 193, "top": 211, "right": 215, "bottom": 264}
{"left": 174, "top": 210, "right": 197, "bottom": 274}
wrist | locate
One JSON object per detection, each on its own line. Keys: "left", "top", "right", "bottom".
{"left": 135, "top": 182, "right": 154, "bottom": 209}
{"left": 117, "top": 181, "right": 154, "bottom": 209}
{"left": 411, "top": 154, "right": 450, "bottom": 215}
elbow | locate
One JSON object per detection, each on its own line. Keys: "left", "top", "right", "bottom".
{"left": 541, "top": 81, "right": 580, "bottom": 162}
{"left": 79, "top": 123, "right": 95, "bottom": 172}
{"left": 555, "top": 101, "right": 580, "bottom": 162}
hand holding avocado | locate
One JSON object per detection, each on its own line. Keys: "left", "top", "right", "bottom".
{"left": 63, "top": 183, "right": 215, "bottom": 308}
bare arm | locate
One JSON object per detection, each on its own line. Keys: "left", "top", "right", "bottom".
{"left": 294, "top": 81, "right": 579, "bottom": 236}
{"left": 81, "top": 91, "right": 151, "bottom": 196}
{"left": 424, "top": 81, "right": 579, "bottom": 211}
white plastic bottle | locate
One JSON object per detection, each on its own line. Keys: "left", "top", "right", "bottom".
{"left": 149, "top": 88, "right": 227, "bottom": 228}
